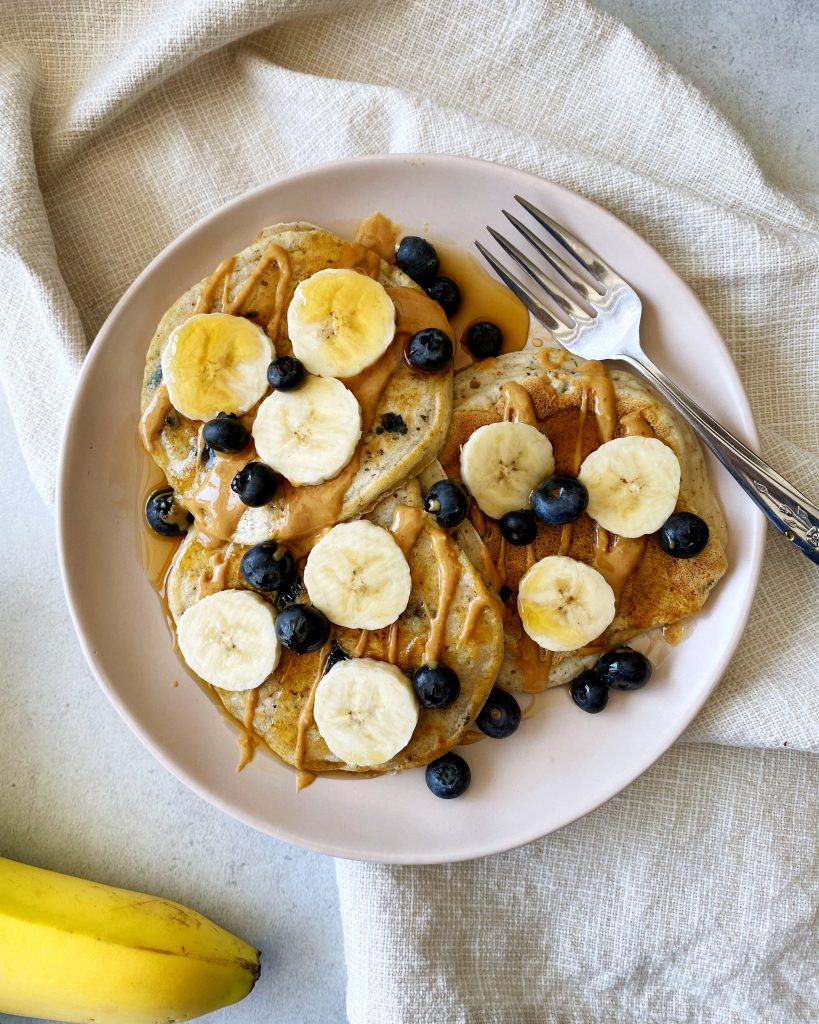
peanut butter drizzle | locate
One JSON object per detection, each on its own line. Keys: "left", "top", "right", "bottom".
{"left": 557, "top": 386, "right": 590, "bottom": 557}
{"left": 355, "top": 630, "right": 370, "bottom": 657}
{"left": 620, "top": 409, "right": 655, "bottom": 438}
{"left": 194, "top": 256, "right": 236, "bottom": 314}
{"left": 352, "top": 212, "right": 399, "bottom": 263}
{"left": 294, "top": 642, "right": 331, "bottom": 776}
{"left": 425, "top": 527, "right": 462, "bottom": 664}
{"left": 592, "top": 525, "right": 648, "bottom": 603}
{"left": 388, "top": 285, "right": 455, "bottom": 344}
{"left": 494, "top": 537, "right": 508, "bottom": 588}
{"left": 499, "top": 380, "right": 538, "bottom": 426}
{"left": 468, "top": 502, "right": 488, "bottom": 538}
{"left": 581, "top": 360, "right": 618, "bottom": 443}
{"left": 461, "top": 594, "right": 494, "bottom": 643}
{"left": 389, "top": 504, "right": 426, "bottom": 559}
{"left": 184, "top": 446, "right": 248, "bottom": 546}
{"left": 479, "top": 543, "right": 504, "bottom": 592}
{"left": 518, "top": 630, "right": 553, "bottom": 693}
{"left": 339, "top": 243, "right": 382, "bottom": 279}
{"left": 225, "top": 242, "right": 292, "bottom": 342}
{"left": 388, "top": 622, "right": 400, "bottom": 664}
{"left": 235, "top": 686, "right": 260, "bottom": 773}
{"left": 139, "top": 384, "right": 172, "bottom": 451}
{"left": 199, "top": 545, "right": 232, "bottom": 599}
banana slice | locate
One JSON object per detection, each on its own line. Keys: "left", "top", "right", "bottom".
{"left": 287, "top": 268, "right": 396, "bottom": 378}
{"left": 176, "top": 589, "right": 280, "bottom": 690}
{"left": 578, "top": 436, "right": 681, "bottom": 538}
{"left": 161, "top": 313, "right": 272, "bottom": 421}
{"left": 304, "top": 521, "right": 411, "bottom": 630}
{"left": 252, "top": 375, "right": 361, "bottom": 486}
{"left": 518, "top": 555, "right": 615, "bottom": 652}
{"left": 313, "top": 658, "right": 419, "bottom": 766}
{"left": 460, "top": 421, "right": 555, "bottom": 520}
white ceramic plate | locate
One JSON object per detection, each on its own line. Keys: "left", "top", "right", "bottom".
{"left": 58, "top": 155, "right": 764, "bottom": 864}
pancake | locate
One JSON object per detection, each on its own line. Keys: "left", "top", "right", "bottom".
{"left": 139, "top": 221, "right": 453, "bottom": 547}
{"left": 165, "top": 480, "right": 505, "bottom": 775}
{"left": 432, "top": 348, "right": 729, "bottom": 692}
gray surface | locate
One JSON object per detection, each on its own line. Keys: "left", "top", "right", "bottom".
{"left": 1, "top": 3, "right": 816, "bottom": 1023}
{"left": 596, "top": 0, "right": 819, "bottom": 193}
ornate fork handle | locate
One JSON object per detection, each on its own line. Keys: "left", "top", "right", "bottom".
{"left": 621, "top": 353, "right": 819, "bottom": 565}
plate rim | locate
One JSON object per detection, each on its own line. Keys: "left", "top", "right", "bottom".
{"left": 56, "top": 153, "right": 765, "bottom": 863}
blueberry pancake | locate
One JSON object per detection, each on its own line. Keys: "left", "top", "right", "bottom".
{"left": 164, "top": 481, "right": 505, "bottom": 776}
{"left": 140, "top": 218, "right": 454, "bottom": 548}
{"left": 431, "top": 348, "right": 728, "bottom": 693}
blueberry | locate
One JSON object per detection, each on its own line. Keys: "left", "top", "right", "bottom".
{"left": 275, "top": 574, "right": 303, "bottom": 609}
{"left": 597, "top": 647, "right": 652, "bottom": 690}
{"left": 658, "top": 512, "right": 709, "bottom": 558}
{"left": 531, "top": 475, "right": 588, "bottom": 525}
{"left": 499, "top": 585, "right": 513, "bottom": 603}
{"left": 267, "top": 356, "right": 305, "bottom": 391}
{"left": 406, "top": 328, "right": 453, "bottom": 372}
{"left": 231, "top": 462, "right": 278, "bottom": 507}
{"left": 425, "top": 752, "right": 471, "bottom": 799}
{"left": 240, "top": 542, "right": 295, "bottom": 592}
{"left": 465, "top": 321, "right": 503, "bottom": 360}
{"left": 144, "top": 488, "right": 192, "bottom": 537}
{"left": 424, "top": 479, "right": 468, "bottom": 527}
{"left": 499, "top": 509, "right": 538, "bottom": 545}
{"left": 425, "top": 277, "right": 461, "bottom": 317}
{"left": 570, "top": 670, "right": 609, "bottom": 713}
{"left": 274, "top": 604, "right": 330, "bottom": 654}
{"left": 413, "top": 664, "right": 461, "bottom": 709}
{"left": 476, "top": 687, "right": 521, "bottom": 738}
{"left": 202, "top": 413, "right": 250, "bottom": 454}
{"left": 395, "top": 236, "right": 439, "bottom": 285}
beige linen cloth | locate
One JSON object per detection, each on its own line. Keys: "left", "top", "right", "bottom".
{"left": 2, "top": 1, "right": 817, "bottom": 1020}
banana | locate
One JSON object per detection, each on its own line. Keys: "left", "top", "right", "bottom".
{"left": 313, "top": 658, "right": 419, "bottom": 766}
{"left": 518, "top": 555, "right": 615, "bottom": 652}
{"left": 287, "top": 268, "right": 396, "bottom": 378}
{"left": 177, "top": 589, "right": 280, "bottom": 690}
{"left": 161, "top": 312, "right": 272, "bottom": 421}
{"left": 578, "top": 436, "right": 681, "bottom": 538}
{"left": 0, "top": 856, "right": 259, "bottom": 1024}
{"left": 304, "top": 520, "right": 412, "bottom": 630}
{"left": 252, "top": 375, "right": 361, "bottom": 486}
{"left": 460, "top": 421, "right": 555, "bottom": 520}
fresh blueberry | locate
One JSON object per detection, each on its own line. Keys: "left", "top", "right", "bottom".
{"left": 499, "top": 585, "right": 513, "bottom": 603}
{"left": 275, "top": 574, "right": 303, "bottom": 609}
{"left": 324, "top": 640, "right": 350, "bottom": 673}
{"left": 425, "top": 752, "right": 471, "bottom": 799}
{"left": 597, "top": 647, "right": 652, "bottom": 690}
{"left": 499, "top": 509, "right": 538, "bottom": 545}
{"left": 231, "top": 462, "right": 278, "bottom": 507}
{"left": 424, "top": 479, "right": 469, "bottom": 527}
{"left": 395, "top": 236, "right": 439, "bottom": 285}
{"left": 570, "top": 670, "right": 609, "bottom": 713}
{"left": 425, "top": 277, "right": 461, "bottom": 317}
{"left": 413, "top": 664, "right": 461, "bottom": 709}
{"left": 274, "top": 604, "right": 330, "bottom": 654}
{"left": 406, "top": 328, "right": 453, "bottom": 372}
{"left": 658, "top": 512, "right": 709, "bottom": 558}
{"left": 267, "top": 356, "right": 305, "bottom": 391}
{"left": 144, "top": 488, "right": 192, "bottom": 537}
{"left": 531, "top": 475, "right": 588, "bottom": 525}
{"left": 476, "top": 687, "right": 521, "bottom": 738}
{"left": 202, "top": 413, "right": 250, "bottom": 454}
{"left": 464, "top": 321, "right": 503, "bottom": 360}
{"left": 240, "top": 542, "right": 295, "bottom": 592}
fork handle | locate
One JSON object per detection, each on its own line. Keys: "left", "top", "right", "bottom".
{"left": 620, "top": 353, "right": 819, "bottom": 565}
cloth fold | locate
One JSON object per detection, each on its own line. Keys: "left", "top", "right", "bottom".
{"left": 2, "top": 1, "right": 817, "bottom": 1020}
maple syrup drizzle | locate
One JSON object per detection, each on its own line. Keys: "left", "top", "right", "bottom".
{"left": 388, "top": 622, "right": 400, "bottom": 664}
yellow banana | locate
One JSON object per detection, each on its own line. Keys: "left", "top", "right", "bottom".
{"left": 0, "top": 856, "right": 260, "bottom": 1023}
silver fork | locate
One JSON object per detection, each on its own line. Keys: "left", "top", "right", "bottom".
{"left": 476, "top": 196, "right": 819, "bottom": 565}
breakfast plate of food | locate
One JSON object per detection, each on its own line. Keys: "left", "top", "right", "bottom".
{"left": 57, "top": 154, "right": 763, "bottom": 863}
